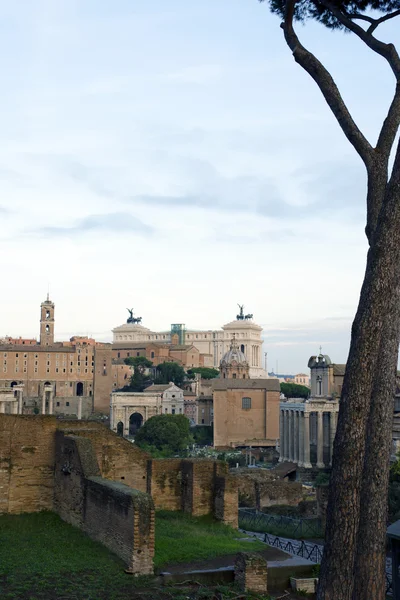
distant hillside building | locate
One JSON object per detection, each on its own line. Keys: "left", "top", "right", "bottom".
{"left": 0, "top": 296, "right": 116, "bottom": 417}
{"left": 110, "top": 382, "right": 185, "bottom": 437}
{"left": 112, "top": 306, "right": 267, "bottom": 378}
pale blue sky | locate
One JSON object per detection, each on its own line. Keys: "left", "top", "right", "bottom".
{"left": 0, "top": 0, "right": 398, "bottom": 372}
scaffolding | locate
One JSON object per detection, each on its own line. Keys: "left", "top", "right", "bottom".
{"left": 170, "top": 324, "right": 186, "bottom": 345}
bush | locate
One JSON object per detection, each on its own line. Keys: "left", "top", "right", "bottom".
{"left": 134, "top": 414, "right": 192, "bottom": 454}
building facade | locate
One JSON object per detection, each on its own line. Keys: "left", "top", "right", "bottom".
{"left": 279, "top": 353, "right": 343, "bottom": 468}
{"left": 112, "top": 306, "right": 267, "bottom": 378}
{"left": 0, "top": 296, "right": 114, "bottom": 416}
{"left": 110, "top": 382, "right": 185, "bottom": 437}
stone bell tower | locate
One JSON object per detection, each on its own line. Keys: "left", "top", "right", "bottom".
{"left": 40, "top": 294, "right": 55, "bottom": 346}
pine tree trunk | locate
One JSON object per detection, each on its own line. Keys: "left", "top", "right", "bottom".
{"left": 317, "top": 157, "right": 400, "bottom": 600}
{"left": 351, "top": 156, "right": 400, "bottom": 600}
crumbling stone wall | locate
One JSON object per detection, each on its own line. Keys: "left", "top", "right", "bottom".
{"left": 234, "top": 470, "right": 302, "bottom": 509}
{"left": 0, "top": 414, "right": 56, "bottom": 514}
{"left": 58, "top": 422, "right": 149, "bottom": 492}
{"left": 214, "top": 474, "right": 238, "bottom": 528}
{"left": 0, "top": 416, "right": 238, "bottom": 534}
{"left": 147, "top": 457, "right": 238, "bottom": 526}
{"left": 147, "top": 458, "right": 182, "bottom": 511}
{"left": 54, "top": 431, "right": 154, "bottom": 574}
{"left": 234, "top": 552, "right": 268, "bottom": 594}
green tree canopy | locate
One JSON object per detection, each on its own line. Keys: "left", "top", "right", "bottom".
{"left": 187, "top": 367, "right": 220, "bottom": 380}
{"left": 155, "top": 362, "right": 186, "bottom": 386}
{"left": 123, "top": 356, "right": 154, "bottom": 392}
{"left": 124, "top": 356, "right": 153, "bottom": 372}
{"left": 134, "top": 414, "right": 192, "bottom": 454}
{"left": 280, "top": 382, "right": 310, "bottom": 399}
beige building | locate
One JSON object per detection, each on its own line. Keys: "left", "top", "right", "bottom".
{"left": 0, "top": 296, "right": 116, "bottom": 417}
{"left": 212, "top": 337, "right": 280, "bottom": 448}
{"left": 110, "top": 382, "right": 185, "bottom": 437}
{"left": 112, "top": 306, "right": 267, "bottom": 378}
{"left": 294, "top": 373, "right": 310, "bottom": 388}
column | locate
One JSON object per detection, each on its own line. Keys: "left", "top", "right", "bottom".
{"left": 0, "top": 401, "right": 4, "bottom": 414}
{"left": 124, "top": 406, "right": 129, "bottom": 436}
{"left": 48, "top": 390, "right": 54, "bottom": 415}
{"left": 303, "top": 413, "right": 312, "bottom": 468}
{"left": 317, "top": 411, "right": 324, "bottom": 468}
{"left": 279, "top": 409, "right": 284, "bottom": 461}
{"left": 77, "top": 397, "right": 83, "bottom": 420}
{"left": 17, "top": 390, "right": 23, "bottom": 415}
{"left": 145, "top": 405, "right": 148, "bottom": 424}
{"left": 294, "top": 411, "right": 299, "bottom": 463}
{"left": 284, "top": 410, "right": 289, "bottom": 461}
{"left": 288, "top": 410, "right": 294, "bottom": 461}
{"left": 41, "top": 388, "right": 46, "bottom": 415}
{"left": 298, "top": 412, "right": 305, "bottom": 467}
{"left": 12, "top": 401, "right": 18, "bottom": 414}
{"left": 329, "top": 411, "right": 337, "bottom": 466}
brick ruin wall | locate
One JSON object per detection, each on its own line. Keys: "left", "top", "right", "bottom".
{"left": 0, "top": 414, "right": 56, "bottom": 514}
{"left": 147, "top": 458, "right": 182, "bottom": 511}
{"left": 235, "top": 472, "right": 303, "bottom": 510}
{"left": 54, "top": 431, "right": 154, "bottom": 574}
{"left": 0, "top": 415, "right": 238, "bottom": 529}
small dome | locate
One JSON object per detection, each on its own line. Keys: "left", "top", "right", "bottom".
{"left": 220, "top": 336, "right": 248, "bottom": 367}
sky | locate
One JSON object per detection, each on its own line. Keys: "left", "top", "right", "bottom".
{"left": 0, "top": 0, "right": 398, "bottom": 373}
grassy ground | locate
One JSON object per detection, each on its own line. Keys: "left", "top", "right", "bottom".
{"left": 0, "top": 511, "right": 269, "bottom": 600}
{"left": 155, "top": 510, "right": 266, "bottom": 568}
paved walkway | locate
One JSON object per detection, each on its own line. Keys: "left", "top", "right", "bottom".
{"left": 241, "top": 529, "right": 393, "bottom": 594}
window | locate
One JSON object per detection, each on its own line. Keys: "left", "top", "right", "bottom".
{"left": 127, "top": 352, "right": 130, "bottom": 357}
{"left": 118, "top": 352, "right": 120, "bottom": 358}
{"left": 233, "top": 373, "right": 237, "bottom": 379}
{"left": 243, "top": 374, "right": 246, "bottom": 379}
{"left": 66, "top": 402, "right": 70, "bottom": 407}
{"left": 151, "top": 351, "right": 154, "bottom": 358}
{"left": 56, "top": 368, "right": 59, "bottom": 373}
{"left": 23, "top": 368, "right": 27, "bottom": 373}
{"left": 24, "top": 354, "right": 27, "bottom": 358}
{"left": 172, "top": 409, "right": 175, "bottom": 414}
{"left": 179, "top": 408, "right": 182, "bottom": 413}
{"left": 165, "top": 408, "right": 168, "bottom": 413}
{"left": 46, "top": 368, "right": 50, "bottom": 374}
{"left": 201, "top": 419, "right": 204, "bottom": 424}
{"left": 16, "top": 353, "right": 18, "bottom": 358}
{"left": 34, "top": 368, "right": 38, "bottom": 373}
{"left": 242, "top": 397, "right": 251, "bottom": 410}
{"left": 56, "top": 402, "right": 60, "bottom": 407}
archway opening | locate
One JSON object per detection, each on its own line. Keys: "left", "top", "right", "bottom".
{"left": 76, "top": 382, "right": 84, "bottom": 397}
{"left": 240, "top": 344, "right": 245, "bottom": 353}
{"left": 117, "top": 421, "right": 124, "bottom": 436}
{"left": 10, "top": 381, "right": 18, "bottom": 388}
{"left": 129, "top": 412, "right": 143, "bottom": 436}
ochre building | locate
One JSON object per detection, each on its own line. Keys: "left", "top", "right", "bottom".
{"left": 0, "top": 296, "right": 113, "bottom": 416}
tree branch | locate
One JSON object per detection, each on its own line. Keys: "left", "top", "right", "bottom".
{"left": 368, "top": 9, "right": 400, "bottom": 34}
{"left": 317, "top": 0, "right": 400, "bottom": 80}
{"left": 281, "top": 0, "right": 374, "bottom": 168}
{"left": 376, "top": 82, "right": 400, "bottom": 159}
{"left": 346, "top": 13, "right": 375, "bottom": 24}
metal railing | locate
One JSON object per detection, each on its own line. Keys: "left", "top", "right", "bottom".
{"left": 238, "top": 507, "right": 323, "bottom": 538}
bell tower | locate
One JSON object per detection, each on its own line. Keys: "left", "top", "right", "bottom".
{"left": 40, "top": 294, "right": 55, "bottom": 346}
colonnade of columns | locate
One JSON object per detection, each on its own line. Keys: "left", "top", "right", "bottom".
{"left": 250, "top": 345, "right": 260, "bottom": 367}
{"left": 279, "top": 405, "right": 338, "bottom": 469}
{"left": 0, "top": 387, "right": 24, "bottom": 414}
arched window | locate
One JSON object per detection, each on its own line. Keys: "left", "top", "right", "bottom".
{"left": 76, "top": 382, "right": 84, "bottom": 396}
{"left": 241, "top": 344, "right": 245, "bottom": 353}
{"left": 116, "top": 422, "right": 124, "bottom": 436}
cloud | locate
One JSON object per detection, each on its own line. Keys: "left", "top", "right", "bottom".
{"left": 29, "top": 212, "right": 153, "bottom": 237}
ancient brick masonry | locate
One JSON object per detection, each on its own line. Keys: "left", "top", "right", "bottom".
{"left": 0, "top": 414, "right": 55, "bottom": 514}
{"left": 54, "top": 430, "right": 154, "bottom": 574}
{"left": 234, "top": 552, "right": 268, "bottom": 594}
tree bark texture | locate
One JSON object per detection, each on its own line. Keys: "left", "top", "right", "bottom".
{"left": 277, "top": 3, "right": 400, "bottom": 598}
{"left": 317, "top": 154, "right": 400, "bottom": 599}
